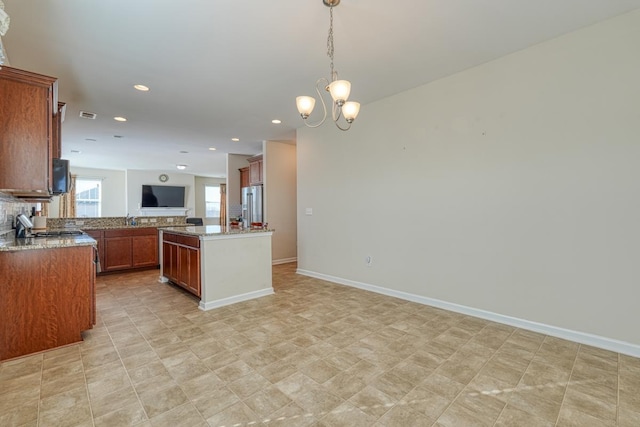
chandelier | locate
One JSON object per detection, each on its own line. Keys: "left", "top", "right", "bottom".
{"left": 296, "top": 0, "right": 360, "bottom": 131}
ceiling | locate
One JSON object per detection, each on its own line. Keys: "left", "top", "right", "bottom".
{"left": 3, "top": 0, "right": 640, "bottom": 177}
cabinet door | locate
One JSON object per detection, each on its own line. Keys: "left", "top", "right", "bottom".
{"left": 133, "top": 234, "right": 158, "bottom": 267}
{"left": 249, "top": 160, "right": 262, "bottom": 185}
{"left": 186, "top": 247, "right": 201, "bottom": 296}
{"left": 239, "top": 167, "right": 250, "bottom": 188}
{"left": 162, "top": 242, "right": 177, "bottom": 281}
{"left": 0, "top": 66, "right": 57, "bottom": 194}
{"left": 174, "top": 245, "right": 201, "bottom": 297}
{"left": 52, "top": 102, "right": 66, "bottom": 159}
{"left": 177, "top": 245, "right": 190, "bottom": 287}
{"left": 103, "top": 237, "right": 132, "bottom": 271}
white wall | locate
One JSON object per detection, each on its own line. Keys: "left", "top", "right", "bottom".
{"left": 48, "top": 167, "right": 127, "bottom": 218}
{"left": 195, "top": 176, "right": 226, "bottom": 225}
{"left": 126, "top": 170, "right": 195, "bottom": 216}
{"left": 297, "top": 10, "right": 640, "bottom": 352}
{"left": 264, "top": 141, "right": 297, "bottom": 263}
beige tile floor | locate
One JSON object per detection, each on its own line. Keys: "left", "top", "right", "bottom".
{"left": 1, "top": 263, "right": 640, "bottom": 426}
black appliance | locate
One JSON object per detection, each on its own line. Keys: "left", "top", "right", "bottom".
{"left": 52, "top": 158, "right": 70, "bottom": 194}
{"left": 15, "top": 214, "right": 33, "bottom": 238}
{"left": 141, "top": 185, "right": 186, "bottom": 208}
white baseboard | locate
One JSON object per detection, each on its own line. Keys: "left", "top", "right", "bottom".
{"left": 199, "top": 288, "right": 274, "bottom": 311}
{"left": 296, "top": 268, "right": 640, "bottom": 358}
{"left": 273, "top": 257, "right": 297, "bottom": 265}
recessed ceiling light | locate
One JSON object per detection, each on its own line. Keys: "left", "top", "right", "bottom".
{"left": 85, "top": 138, "right": 97, "bottom": 142}
{"left": 231, "top": 138, "right": 239, "bottom": 142}
{"left": 209, "top": 147, "right": 216, "bottom": 151}
{"left": 179, "top": 150, "right": 189, "bottom": 154}
{"left": 70, "top": 150, "right": 82, "bottom": 154}
{"left": 176, "top": 164, "right": 187, "bottom": 170}
{"left": 113, "top": 135, "right": 124, "bottom": 138}
{"left": 114, "top": 116, "right": 127, "bottom": 122}
{"left": 134, "top": 84, "right": 150, "bottom": 91}
{"left": 272, "top": 119, "right": 282, "bottom": 124}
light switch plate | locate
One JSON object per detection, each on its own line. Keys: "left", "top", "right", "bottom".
{"left": 305, "top": 208, "right": 313, "bottom": 216}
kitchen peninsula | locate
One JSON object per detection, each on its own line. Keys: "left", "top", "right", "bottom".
{"left": 160, "top": 226, "right": 273, "bottom": 310}
{"left": 0, "top": 234, "right": 97, "bottom": 361}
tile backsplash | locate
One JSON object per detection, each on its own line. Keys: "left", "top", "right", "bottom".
{"left": 0, "top": 192, "right": 32, "bottom": 237}
{"left": 47, "top": 216, "right": 187, "bottom": 229}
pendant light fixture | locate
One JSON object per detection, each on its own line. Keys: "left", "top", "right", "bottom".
{"left": 296, "top": 0, "right": 360, "bottom": 131}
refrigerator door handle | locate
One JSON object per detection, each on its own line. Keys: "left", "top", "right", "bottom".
{"left": 247, "top": 193, "right": 253, "bottom": 226}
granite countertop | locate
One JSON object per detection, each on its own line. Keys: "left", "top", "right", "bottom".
{"left": 0, "top": 235, "right": 97, "bottom": 252}
{"left": 160, "top": 225, "right": 273, "bottom": 237}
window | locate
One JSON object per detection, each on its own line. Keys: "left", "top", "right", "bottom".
{"left": 75, "top": 178, "right": 101, "bottom": 217}
{"left": 205, "top": 185, "right": 221, "bottom": 218}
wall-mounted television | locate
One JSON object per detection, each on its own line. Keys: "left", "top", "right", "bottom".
{"left": 141, "top": 185, "right": 186, "bottom": 208}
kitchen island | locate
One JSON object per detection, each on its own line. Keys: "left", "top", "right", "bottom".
{"left": 0, "top": 234, "right": 97, "bottom": 361}
{"left": 159, "top": 226, "right": 273, "bottom": 310}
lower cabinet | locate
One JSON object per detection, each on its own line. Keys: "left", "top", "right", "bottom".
{"left": 0, "top": 245, "right": 95, "bottom": 361}
{"left": 102, "top": 228, "right": 158, "bottom": 272}
{"left": 162, "top": 233, "right": 201, "bottom": 297}
{"left": 132, "top": 232, "right": 159, "bottom": 268}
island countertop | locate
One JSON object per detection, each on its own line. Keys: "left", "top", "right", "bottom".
{"left": 160, "top": 225, "right": 273, "bottom": 239}
{"left": 0, "top": 235, "right": 97, "bottom": 252}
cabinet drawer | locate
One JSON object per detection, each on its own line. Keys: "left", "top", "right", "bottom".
{"left": 163, "top": 232, "right": 178, "bottom": 243}
{"left": 133, "top": 227, "right": 157, "bottom": 236}
{"left": 163, "top": 232, "right": 199, "bottom": 248}
{"left": 176, "top": 235, "right": 200, "bottom": 248}
{"left": 104, "top": 229, "right": 132, "bottom": 238}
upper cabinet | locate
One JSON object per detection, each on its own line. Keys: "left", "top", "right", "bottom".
{"left": 0, "top": 66, "right": 58, "bottom": 199}
{"left": 52, "top": 102, "right": 66, "bottom": 159}
{"left": 239, "top": 166, "right": 250, "bottom": 188}
{"left": 248, "top": 154, "right": 263, "bottom": 186}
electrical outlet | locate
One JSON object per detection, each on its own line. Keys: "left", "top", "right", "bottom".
{"left": 140, "top": 218, "right": 149, "bottom": 223}
{"left": 150, "top": 218, "right": 157, "bottom": 223}
{"left": 167, "top": 218, "right": 174, "bottom": 223}
{"left": 75, "top": 220, "right": 85, "bottom": 226}
{"left": 305, "top": 208, "right": 313, "bottom": 216}
{"left": 365, "top": 255, "right": 373, "bottom": 266}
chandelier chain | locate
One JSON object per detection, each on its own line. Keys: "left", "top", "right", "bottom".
{"left": 326, "top": 5, "right": 335, "bottom": 79}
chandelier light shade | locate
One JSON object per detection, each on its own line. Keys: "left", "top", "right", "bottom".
{"left": 295, "top": 96, "right": 316, "bottom": 119}
{"left": 296, "top": 0, "right": 360, "bottom": 131}
{"left": 342, "top": 101, "right": 361, "bottom": 123}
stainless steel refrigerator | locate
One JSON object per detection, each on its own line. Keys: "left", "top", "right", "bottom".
{"left": 241, "top": 185, "right": 263, "bottom": 227}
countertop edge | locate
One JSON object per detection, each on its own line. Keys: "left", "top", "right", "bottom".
{"left": 0, "top": 236, "right": 97, "bottom": 252}
{"left": 159, "top": 226, "right": 274, "bottom": 238}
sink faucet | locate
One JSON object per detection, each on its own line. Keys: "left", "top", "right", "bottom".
{"left": 125, "top": 214, "right": 131, "bottom": 226}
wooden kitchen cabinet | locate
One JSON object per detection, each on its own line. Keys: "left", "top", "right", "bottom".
{"left": 52, "top": 102, "right": 66, "bottom": 159}
{"left": 0, "top": 66, "right": 58, "bottom": 198}
{"left": 162, "top": 232, "right": 201, "bottom": 297}
{"left": 133, "top": 229, "right": 159, "bottom": 267}
{"left": 248, "top": 154, "right": 263, "bottom": 185}
{"left": 104, "top": 234, "right": 133, "bottom": 271}
{"left": 102, "top": 228, "right": 158, "bottom": 272}
{"left": 162, "top": 239, "right": 177, "bottom": 280}
{"left": 0, "top": 245, "right": 95, "bottom": 361}
{"left": 239, "top": 166, "right": 250, "bottom": 188}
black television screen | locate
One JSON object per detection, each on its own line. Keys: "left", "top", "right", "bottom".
{"left": 141, "top": 185, "right": 185, "bottom": 208}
